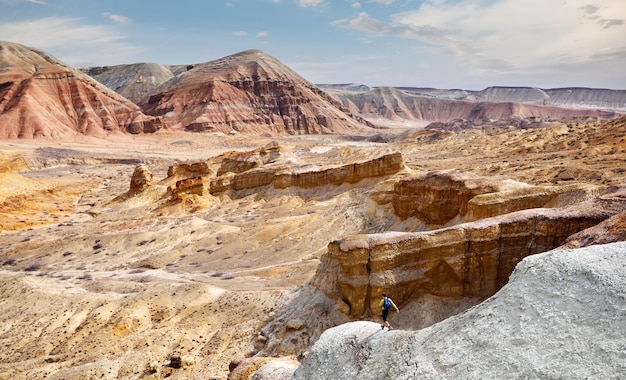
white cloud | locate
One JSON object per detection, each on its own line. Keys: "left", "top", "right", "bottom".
{"left": 0, "top": 0, "right": 46, "bottom": 3}
{"left": 233, "top": 30, "right": 248, "bottom": 36}
{"left": 368, "top": 0, "right": 394, "bottom": 4}
{"left": 333, "top": 0, "right": 626, "bottom": 76}
{"left": 352, "top": 2, "right": 361, "bottom": 9}
{"left": 103, "top": 13, "right": 131, "bottom": 24}
{"left": 298, "top": 0, "right": 325, "bottom": 7}
{"left": 257, "top": 31, "right": 268, "bottom": 37}
{"left": 0, "top": 17, "right": 137, "bottom": 67}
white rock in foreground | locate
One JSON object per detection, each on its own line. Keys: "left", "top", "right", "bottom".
{"left": 293, "top": 242, "right": 626, "bottom": 380}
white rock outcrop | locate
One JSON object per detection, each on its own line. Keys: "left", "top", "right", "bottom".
{"left": 293, "top": 242, "right": 626, "bottom": 380}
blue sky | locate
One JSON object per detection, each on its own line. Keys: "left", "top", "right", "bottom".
{"left": 1, "top": 0, "right": 625, "bottom": 90}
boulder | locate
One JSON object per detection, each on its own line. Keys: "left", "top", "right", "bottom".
{"left": 129, "top": 164, "right": 154, "bottom": 192}
{"left": 228, "top": 357, "right": 298, "bottom": 380}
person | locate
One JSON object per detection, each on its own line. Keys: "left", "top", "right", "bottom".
{"left": 379, "top": 292, "right": 399, "bottom": 330}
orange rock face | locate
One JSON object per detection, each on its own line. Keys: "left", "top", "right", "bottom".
{"left": 392, "top": 171, "right": 602, "bottom": 227}
{"left": 0, "top": 41, "right": 166, "bottom": 139}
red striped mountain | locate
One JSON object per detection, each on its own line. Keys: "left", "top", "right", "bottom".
{"left": 0, "top": 41, "right": 165, "bottom": 139}
{"left": 138, "top": 50, "right": 374, "bottom": 135}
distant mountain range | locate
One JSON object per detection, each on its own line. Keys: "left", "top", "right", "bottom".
{"left": 1, "top": 39, "right": 625, "bottom": 139}
{"left": 319, "top": 85, "right": 623, "bottom": 124}
{"left": 321, "top": 83, "right": 626, "bottom": 111}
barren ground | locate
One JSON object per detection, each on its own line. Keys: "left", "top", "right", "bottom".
{"left": 1, "top": 118, "right": 625, "bottom": 379}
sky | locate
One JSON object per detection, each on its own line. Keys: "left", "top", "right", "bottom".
{"left": 0, "top": 0, "right": 625, "bottom": 90}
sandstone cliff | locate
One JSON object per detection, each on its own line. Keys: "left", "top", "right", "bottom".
{"left": 313, "top": 200, "right": 621, "bottom": 321}
{"left": 311, "top": 184, "right": 625, "bottom": 322}
{"left": 0, "top": 41, "right": 166, "bottom": 139}
{"left": 210, "top": 150, "right": 404, "bottom": 196}
{"left": 392, "top": 170, "right": 602, "bottom": 226}
{"left": 140, "top": 50, "right": 374, "bottom": 135}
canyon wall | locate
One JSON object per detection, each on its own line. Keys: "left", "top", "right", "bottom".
{"left": 311, "top": 188, "right": 626, "bottom": 319}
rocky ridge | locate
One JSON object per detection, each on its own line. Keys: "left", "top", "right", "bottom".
{"left": 80, "top": 63, "right": 190, "bottom": 105}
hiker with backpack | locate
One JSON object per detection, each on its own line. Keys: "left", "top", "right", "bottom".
{"left": 379, "top": 292, "right": 399, "bottom": 330}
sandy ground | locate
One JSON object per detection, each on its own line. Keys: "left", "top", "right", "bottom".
{"left": 1, "top": 118, "right": 625, "bottom": 379}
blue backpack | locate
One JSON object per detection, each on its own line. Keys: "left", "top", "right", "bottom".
{"left": 383, "top": 297, "right": 391, "bottom": 310}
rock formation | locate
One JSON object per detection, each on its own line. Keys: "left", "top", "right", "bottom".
{"left": 2, "top": 41, "right": 626, "bottom": 380}
{"left": 228, "top": 357, "right": 298, "bottom": 380}
{"left": 129, "top": 164, "right": 154, "bottom": 192}
{"left": 559, "top": 210, "right": 626, "bottom": 249}
{"left": 312, "top": 187, "right": 626, "bottom": 322}
{"left": 391, "top": 170, "right": 602, "bottom": 226}
{"left": 0, "top": 41, "right": 166, "bottom": 139}
{"left": 217, "top": 141, "right": 285, "bottom": 176}
{"left": 293, "top": 242, "right": 626, "bottom": 380}
{"left": 167, "top": 161, "right": 213, "bottom": 179}
{"left": 139, "top": 50, "right": 374, "bottom": 135}
{"left": 210, "top": 151, "right": 404, "bottom": 195}
{"left": 395, "top": 85, "right": 626, "bottom": 111}
{"left": 171, "top": 177, "right": 206, "bottom": 200}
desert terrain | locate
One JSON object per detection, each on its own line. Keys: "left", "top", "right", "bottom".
{"left": 1, "top": 40, "right": 626, "bottom": 379}
{"left": 2, "top": 115, "right": 626, "bottom": 379}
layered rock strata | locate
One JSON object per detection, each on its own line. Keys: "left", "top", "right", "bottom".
{"left": 171, "top": 177, "right": 206, "bottom": 200}
{"left": 210, "top": 152, "right": 404, "bottom": 195}
{"left": 80, "top": 63, "right": 189, "bottom": 104}
{"left": 167, "top": 161, "right": 213, "bottom": 179}
{"left": 140, "top": 50, "right": 373, "bottom": 135}
{"left": 312, "top": 189, "right": 626, "bottom": 318}
{"left": 392, "top": 171, "right": 602, "bottom": 226}
{"left": 0, "top": 41, "right": 166, "bottom": 139}
{"left": 217, "top": 141, "right": 283, "bottom": 176}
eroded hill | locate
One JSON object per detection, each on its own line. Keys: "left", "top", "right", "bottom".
{"left": 0, "top": 41, "right": 165, "bottom": 139}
